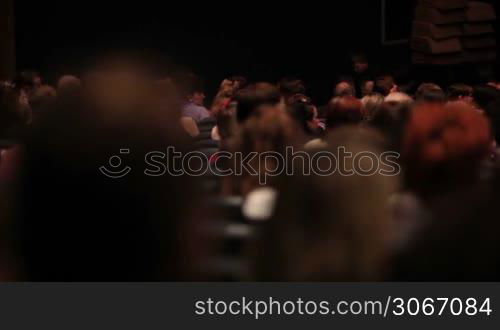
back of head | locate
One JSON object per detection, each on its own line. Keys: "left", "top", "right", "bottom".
{"left": 374, "top": 74, "right": 396, "bottom": 96}
{"left": 234, "top": 83, "right": 281, "bottom": 124}
{"left": 361, "top": 93, "right": 384, "bottom": 121}
{"left": 57, "top": 75, "right": 81, "bottom": 100}
{"left": 29, "top": 85, "right": 57, "bottom": 121}
{"left": 325, "top": 96, "right": 363, "bottom": 129}
{"left": 403, "top": 102, "right": 491, "bottom": 197}
{"left": 174, "top": 71, "right": 205, "bottom": 99}
{"left": 369, "top": 101, "right": 411, "bottom": 153}
{"left": 237, "top": 107, "right": 295, "bottom": 157}
{"left": 447, "top": 83, "right": 473, "bottom": 102}
{"left": 252, "top": 126, "right": 398, "bottom": 281}
{"left": 286, "top": 94, "right": 316, "bottom": 135}
{"left": 361, "top": 80, "right": 375, "bottom": 97}
{"left": 334, "top": 80, "right": 356, "bottom": 97}
{"left": 415, "top": 83, "right": 446, "bottom": 104}
{"left": 14, "top": 71, "right": 38, "bottom": 92}
{"left": 232, "top": 108, "right": 297, "bottom": 195}
{"left": 384, "top": 92, "right": 413, "bottom": 106}
{"left": 278, "top": 77, "right": 306, "bottom": 101}
{"left": 216, "top": 76, "right": 248, "bottom": 100}
{"left": 351, "top": 52, "right": 369, "bottom": 73}
{"left": 10, "top": 70, "right": 202, "bottom": 281}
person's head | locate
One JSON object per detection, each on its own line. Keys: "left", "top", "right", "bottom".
{"left": 374, "top": 74, "right": 397, "bottom": 96}
{"left": 415, "top": 83, "right": 446, "bottom": 104}
{"left": 286, "top": 94, "right": 318, "bottom": 136}
{"left": 361, "top": 93, "right": 384, "bottom": 121}
{"left": 31, "top": 73, "right": 42, "bottom": 90}
{"left": 447, "top": 84, "right": 473, "bottom": 103}
{"left": 334, "top": 80, "right": 356, "bottom": 97}
{"left": 361, "top": 80, "right": 375, "bottom": 96}
{"left": 384, "top": 92, "right": 413, "bottom": 106}
{"left": 234, "top": 83, "right": 282, "bottom": 124}
{"left": 233, "top": 108, "right": 296, "bottom": 195}
{"left": 218, "top": 76, "right": 248, "bottom": 98}
{"left": 252, "top": 126, "right": 399, "bottom": 281}
{"left": 14, "top": 71, "right": 41, "bottom": 93}
{"left": 57, "top": 75, "right": 82, "bottom": 99}
{"left": 351, "top": 53, "right": 369, "bottom": 74}
{"left": 325, "top": 96, "right": 363, "bottom": 130}
{"left": 175, "top": 72, "right": 205, "bottom": 106}
{"left": 188, "top": 89, "right": 205, "bottom": 106}
{"left": 29, "top": 85, "right": 57, "bottom": 122}
{"left": 228, "top": 76, "right": 248, "bottom": 90}
{"left": 403, "top": 102, "right": 492, "bottom": 198}
{"left": 369, "top": 101, "right": 411, "bottom": 153}
{"left": 278, "top": 77, "right": 306, "bottom": 102}
{"left": 8, "top": 70, "right": 207, "bottom": 281}
{"left": 487, "top": 82, "right": 500, "bottom": 90}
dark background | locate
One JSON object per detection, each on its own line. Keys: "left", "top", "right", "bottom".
{"left": 13, "top": 0, "right": 499, "bottom": 104}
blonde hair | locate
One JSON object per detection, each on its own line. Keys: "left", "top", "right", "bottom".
{"left": 384, "top": 92, "right": 413, "bottom": 105}
{"left": 361, "top": 93, "right": 384, "bottom": 120}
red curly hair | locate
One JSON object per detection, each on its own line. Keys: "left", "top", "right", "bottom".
{"left": 326, "top": 96, "right": 363, "bottom": 129}
{"left": 403, "top": 102, "right": 492, "bottom": 195}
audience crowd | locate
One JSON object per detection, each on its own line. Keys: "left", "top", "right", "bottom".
{"left": 1, "top": 54, "right": 500, "bottom": 281}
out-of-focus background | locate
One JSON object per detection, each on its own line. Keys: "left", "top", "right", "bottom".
{"left": 14, "top": 0, "right": 499, "bottom": 103}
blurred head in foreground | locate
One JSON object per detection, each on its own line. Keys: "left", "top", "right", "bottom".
{"left": 230, "top": 107, "right": 297, "bottom": 196}
{"left": 8, "top": 69, "right": 208, "bottom": 281}
{"left": 393, "top": 165, "right": 500, "bottom": 281}
{"left": 235, "top": 83, "right": 282, "bottom": 124}
{"left": 252, "top": 127, "right": 399, "bottom": 281}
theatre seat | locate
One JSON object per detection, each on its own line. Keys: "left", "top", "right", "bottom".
{"left": 202, "top": 196, "right": 259, "bottom": 281}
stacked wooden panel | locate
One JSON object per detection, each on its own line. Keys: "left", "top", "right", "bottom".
{"left": 412, "top": 0, "right": 497, "bottom": 65}
{"left": 462, "top": 1, "right": 497, "bottom": 63}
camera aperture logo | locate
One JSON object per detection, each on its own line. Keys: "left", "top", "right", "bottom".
{"left": 99, "top": 149, "right": 132, "bottom": 178}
